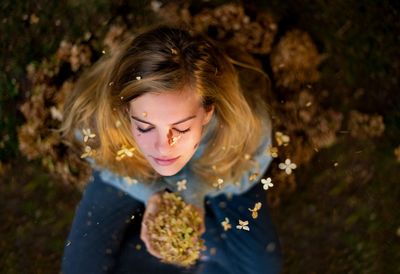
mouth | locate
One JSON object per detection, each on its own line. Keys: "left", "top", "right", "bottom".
{"left": 152, "top": 156, "right": 180, "bottom": 166}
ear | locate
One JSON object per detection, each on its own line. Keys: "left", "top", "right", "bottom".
{"left": 202, "top": 104, "right": 215, "bottom": 126}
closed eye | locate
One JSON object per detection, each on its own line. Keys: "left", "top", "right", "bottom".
{"left": 136, "top": 127, "right": 191, "bottom": 134}
{"left": 136, "top": 127, "right": 153, "bottom": 133}
{"left": 175, "top": 128, "right": 191, "bottom": 134}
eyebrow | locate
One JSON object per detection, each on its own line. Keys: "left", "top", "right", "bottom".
{"left": 130, "top": 115, "right": 197, "bottom": 126}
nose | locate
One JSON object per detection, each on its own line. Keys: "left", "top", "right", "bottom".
{"left": 154, "top": 129, "right": 174, "bottom": 155}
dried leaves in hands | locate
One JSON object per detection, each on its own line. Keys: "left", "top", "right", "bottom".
{"left": 144, "top": 192, "right": 205, "bottom": 267}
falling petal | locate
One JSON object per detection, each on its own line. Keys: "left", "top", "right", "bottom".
{"left": 177, "top": 179, "right": 187, "bottom": 191}
{"left": 213, "top": 178, "right": 224, "bottom": 189}
{"left": 82, "top": 128, "right": 96, "bottom": 143}
{"left": 261, "top": 178, "right": 273, "bottom": 190}
{"left": 221, "top": 217, "right": 232, "bottom": 231}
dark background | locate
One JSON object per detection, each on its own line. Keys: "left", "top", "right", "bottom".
{"left": 1, "top": 0, "right": 399, "bottom": 273}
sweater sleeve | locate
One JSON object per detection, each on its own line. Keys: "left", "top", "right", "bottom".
{"left": 61, "top": 170, "right": 145, "bottom": 274}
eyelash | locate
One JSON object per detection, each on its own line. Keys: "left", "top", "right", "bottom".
{"left": 136, "top": 127, "right": 191, "bottom": 134}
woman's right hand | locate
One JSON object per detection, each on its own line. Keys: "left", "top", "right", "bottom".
{"left": 140, "top": 192, "right": 164, "bottom": 259}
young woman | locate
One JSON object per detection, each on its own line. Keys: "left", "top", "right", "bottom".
{"left": 61, "top": 25, "right": 282, "bottom": 274}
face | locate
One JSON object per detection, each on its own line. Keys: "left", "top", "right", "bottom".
{"left": 128, "top": 89, "right": 214, "bottom": 176}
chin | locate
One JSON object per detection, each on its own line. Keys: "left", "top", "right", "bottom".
{"left": 154, "top": 166, "right": 182, "bottom": 177}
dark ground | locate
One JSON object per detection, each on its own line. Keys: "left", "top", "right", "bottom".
{"left": 1, "top": 0, "right": 400, "bottom": 273}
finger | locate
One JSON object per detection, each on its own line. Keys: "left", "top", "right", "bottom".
{"left": 146, "top": 243, "right": 163, "bottom": 259}
{"left": 200, "top": 223, "right": 206, "bottom": 235}
{"left": 141, "top": 233, "right": 163, "bottom": 259}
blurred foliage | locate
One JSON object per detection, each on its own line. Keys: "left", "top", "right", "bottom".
{"left": 1, "top": 0, "right": 109, "bottom": 160}
{"left": 1, "top": 0, "right": 400, "bottom": 274}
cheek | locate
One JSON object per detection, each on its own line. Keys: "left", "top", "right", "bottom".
{"left": 181, "top": 128, "right": 203, "bottom": 150}
{"left": 131, "top": 130, "right": 153, "bottom": 151}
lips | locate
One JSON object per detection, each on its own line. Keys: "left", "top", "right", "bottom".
{"left": 152, "top": 156, "right": 180, "bottom": 166}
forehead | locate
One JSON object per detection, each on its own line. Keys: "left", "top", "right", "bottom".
{"left": 128, "top": 90, "right": 203, "bottom": 120}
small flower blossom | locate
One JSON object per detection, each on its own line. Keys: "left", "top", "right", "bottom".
{"left": 82, "top": 128, "right": 96, "bottom": 143}
{"left": 275, "top": 131, "right": 290, "bottom": 146}
{"left": 124, "top": 176, "right": 138, "bottom": 185}
{"left": 167, "top": 129, "right": 181, "bottom": 146}
{"left": 279, "top": 158, "right": 297, "bottom": 174}
{"left": 261, "top": 177, "right": 273, "bottom": 190}
{"left": 50, "top": 106, "right": 63, "bottom": 121}
{"left": 394, "top": 146, "right": 400, "bottom": 163}
{"left": 249, "top": 172, "right": 259, "bottom": 182}
{"left": 151, "top": 0, "right": 162, "bottom": 12}
{"left": 30, "top": 13, "right": 39, "bottom": 24}
{"left": 80, "top": 145, "right": 95, "bottom": 158}
{"left": 248, "top": 202, "right": 262, "bottom": 219}
{"left": 266, "top": 145, "right": 278, "bottom": 158}
{"left": 169, "top": 135, "right": 181, "bottom": 146}
{"left": 176, "top": 179, "right": 187, "bottom": 191}
{"left": 213, "top": 178, "right": 224, "bottom": 189}
{"left": 116, "top": 145, "right": 135, "bottom": 161}
{"left": 221, "top": 217, "right": 232, "bottom": 231}
{"left": 236, "top": 220, "right": 250, "bottom": 231}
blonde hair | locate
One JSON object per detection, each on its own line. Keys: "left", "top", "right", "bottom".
{"left": 61, "top": 26, "right": 272, "bottom": 185}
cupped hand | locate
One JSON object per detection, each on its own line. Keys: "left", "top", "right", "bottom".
{"left": 140, "top": 191, "right": 206, "bottom": 259}
{"left": 140, "top": 192, "right": 163, "bottom": 259}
